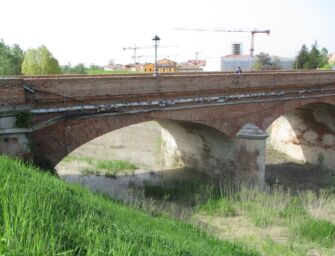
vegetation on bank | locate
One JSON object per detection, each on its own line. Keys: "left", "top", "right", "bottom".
{"left": 0, "top": 156, "right": 256, "bottom": 255}
{"left": 64, "top": 155, "right": 137, "bottom": 177}
{"left": 142, "top": 178, "right": 335, "bottom": 255}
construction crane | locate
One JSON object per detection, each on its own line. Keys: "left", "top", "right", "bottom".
{"left": 195, "top": 51, "right": 202, "bottom": 60}
{"left": 123, "top": 45, "right": 152, "bottom": 64}
{"left": 123, "top": 44, "right": 179, "bottom": 64}
{"left": 174, "top": 28, "right": 270, "bottom": 57}
{"left": 132, "top": 54, "right": 179, "bottom": 63}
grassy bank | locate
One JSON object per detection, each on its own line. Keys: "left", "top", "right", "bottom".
{"left": 0, "top": 156, "right": 256, "bottom": 255}
{"left": 142, "top": 179, "right": 335, "bottom": 255}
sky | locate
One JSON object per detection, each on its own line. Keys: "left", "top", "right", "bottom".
{"left": 0, "top": 0, "right": 334, "bottom": 66}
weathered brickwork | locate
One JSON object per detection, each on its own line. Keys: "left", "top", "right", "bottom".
{"left": 1, "top": 72, "right": 335, "bottom": 184}
{"left": 0, "top": 79, "right": 25, "bottom": 105}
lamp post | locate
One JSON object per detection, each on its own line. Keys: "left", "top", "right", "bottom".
{"left": 152, "top": 35, "right": 160, "bottom": 77}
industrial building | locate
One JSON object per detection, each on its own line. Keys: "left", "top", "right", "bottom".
{"left": 204, "top": 43, "right": 293, "bottom": 71}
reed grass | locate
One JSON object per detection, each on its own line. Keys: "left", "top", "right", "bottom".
{"left": 0, "top": 156, "right": 256, "bottom": 255}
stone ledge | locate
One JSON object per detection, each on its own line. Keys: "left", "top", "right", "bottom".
{"left": 236, "top": 123, "right": 268, "bottom": 139}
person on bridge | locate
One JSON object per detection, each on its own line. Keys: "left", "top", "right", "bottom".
{"left": 236, "top": 66, "right": 242, "bottom": 75}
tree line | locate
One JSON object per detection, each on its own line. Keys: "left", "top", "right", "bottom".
{"left": 0, "top": 39, "right": 334, "bottom": 75}
{"left": 0, "top": 40, "right": 103, "bottom": 76}
{"left": 253, "top": 42, "right": 332, "bottom": 71}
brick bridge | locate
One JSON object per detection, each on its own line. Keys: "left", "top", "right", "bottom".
{"left": 1, "top": 71, "right": 335, "bottom": 185}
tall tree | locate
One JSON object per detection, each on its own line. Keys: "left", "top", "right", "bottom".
{"left": 0, "top": 40, "right": 24, "bottom": 75}
{"left": 253, "top": 52, "right": 275, "bottom": 70}
{"left": 271, "top": 56, "right": 282, "bottom": 70}
{"left": 319, "top": 47, "right": 329, "bottom": 68}
{"left": 293, "top": 43, "right": 329, "bottom": 69}
{"left": 61, "top": 63, "right": 87, "bottom": 74}
{"left": 293, "top": 44, "right": 310, "bottom": 69}
{"left": 309, "top": 43, "right": 321, "bottom": 69}
{"left": 22, "top": 45, "right": 61, "bottom": 75}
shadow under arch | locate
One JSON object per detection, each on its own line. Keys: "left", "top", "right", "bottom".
{"left": 159, "top": 120, "right": 235, "bottom": 178}
{"left": 267, "top": 102, "right": 335, "bottom": 169}
{"left": 32, "top": 112, "right": 236, "bottom": 180}
{"left": 31, "top": 113, "right": 155, "bottom": 169}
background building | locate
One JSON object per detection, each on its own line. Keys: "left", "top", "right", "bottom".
{"left": 143, "top": 59, "right": 177, "bottom": 73}
{"left": 204, "top": 43, "right": 293, "bottom": 71}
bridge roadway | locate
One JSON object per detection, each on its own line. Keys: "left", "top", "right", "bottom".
{"left": 1, "top": 71, "right": 335, "bottom": 186}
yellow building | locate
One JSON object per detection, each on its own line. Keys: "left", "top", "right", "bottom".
{"left": 143, "top": 59, "right": 177, "bottom": 73}
{"left": 143, "top": 63, "right": 154, "bottom": 73}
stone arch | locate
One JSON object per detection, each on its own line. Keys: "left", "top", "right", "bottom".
{"left": 263, "top": 97, "right": 335, "bottom": 131}
{"left": 31, "top": 113, "right": 154, "bottom": 168}
{"left": 266, "top": 102, "right": 335, "bottom": 169}
{"left": 159, "top": 120, "right": 235, "bottom": 178}
{"left": 31, "top": 113, "right": 237, "bottom": 179}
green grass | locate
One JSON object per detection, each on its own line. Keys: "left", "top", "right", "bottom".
{"left": 86, "top": 69, "right": 141, "bottom": 75}
{"left": 143, "top": 178, "right": 335, "bottom": 254}
{"left": 197, "top": 198, "right": 236, "bottom": 217}
{"left": 96, "top": 159, "right": 137, "bottom": 171}
{"left": 279, "top": 197, "right": 308, "bottom": 219}
{"left": 63, "top": 155, "right": 94, "bottom": 164}
{"left": 64, "top": 155, "right": 137, "bottom": 176}
{"left": 238, "top": 236, "right": 307, "bottom": 256}
{"left": 0, "top": 156, "right": 257, "bottom": 255}
{"left": 291, "top": 218, "right": 335, "bottom": 247}
{"left": 143, "top": 179, "right": 220, "bottom": 206}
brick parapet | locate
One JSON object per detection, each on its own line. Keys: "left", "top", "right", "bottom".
{"left": 21, "top": 71, "right": 335, "bottom": 106}
{"left": 0, "top": 78, "right": 25, "bottom": 106}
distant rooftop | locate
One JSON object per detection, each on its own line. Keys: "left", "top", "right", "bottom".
{"left": 223, "top": 54, "right": 251, "bottom": 59}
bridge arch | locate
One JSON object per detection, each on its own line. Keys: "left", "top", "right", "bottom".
{"left": 31, "top": 113, "right": 154, "bottom": 168}
{"left": 266, "top": 102, "right": 335, "bottom": 169}
{"left": 32, "top": 114, "right": 238, "bottom": 179}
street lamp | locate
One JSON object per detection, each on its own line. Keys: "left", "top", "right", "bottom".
{"left": 152, "top": 35, "right": 160, "bottom": 77}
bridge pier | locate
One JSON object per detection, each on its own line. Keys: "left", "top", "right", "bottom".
{"left": 160, "top": 121, "right": 267, "bottom": 185}
{"left": 234, "top": 124, "right": 268, "bottom": 186}
{"left": 0, "top": 106, "right": 32, "bottom": 159}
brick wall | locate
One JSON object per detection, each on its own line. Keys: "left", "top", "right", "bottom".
{"left": 0, "top": 79, "right": 25, "bottom": 106}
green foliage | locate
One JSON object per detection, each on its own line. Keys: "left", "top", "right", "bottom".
{"left": 292, "top": 218, "right": 335, "bottom": 247}
{"left": 61, "top": 64, "right": 140, "bottom": 75}
{"left": 293, "top": 44, "right": 310, "bottom": 69}
{"left": 198, "top": 198, "right": 236, "bottom": 217}
{"left": 0, "top": 156, "right": 257, "bottom": 255}
{"left": 279, "top": 197, "right": 308, "bottom": 219}
{"left": 64, "top": 155, "right": 137, "bottom": 177}
{"left": 14, "top": 112, "right": 33, "bottom": 128}
{"left": 61, "top": 63, "right": 88, "bottom": 74}
{"left": 293, "top": 42, "right": 329, "bottom": 69}
{"left": 22, "top": 45, "right": 61, "bottom": 75}
{"left": 253, "top": 52, "right": 281, "bottom": 70}
{"left": 143, "top": 179, "right": 221, "bottom": 206}
{"left": 0, "top": 40, "right": 24, "bottom": 75}
{"left": 87, "top": 69, "right": 140, "bottom": 75}
{"left": 320, "top": 62, "right": 335, "bottom": 70}
{"left": 95, "top": 159, "right": 137, "bottom": 171}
